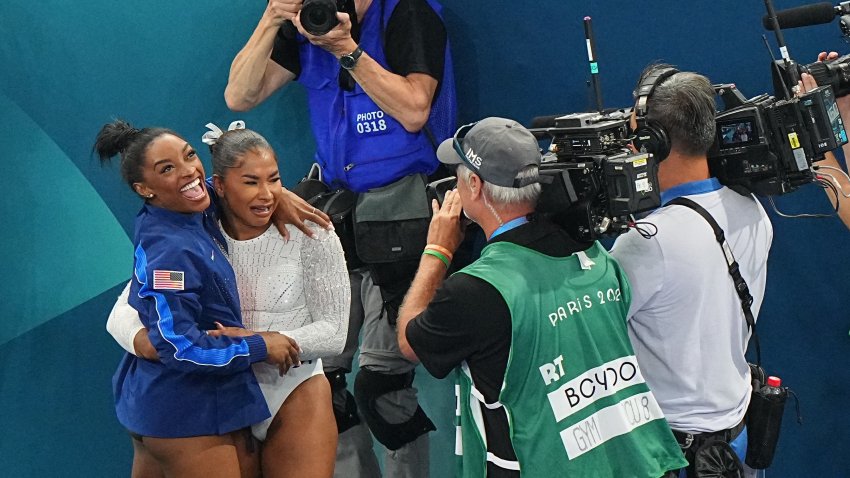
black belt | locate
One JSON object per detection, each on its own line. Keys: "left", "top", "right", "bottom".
{"left": 673, "top": 419, "right": 746, "bottom": 450}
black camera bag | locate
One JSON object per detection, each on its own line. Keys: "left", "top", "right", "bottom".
{"left": 352, "top": 174, "right": 431, "bottom": 324}
{"left": 290, "top": 166, "right": 362, "bottom": 269}
{"left": 353, "top": 173, "right": 430, "bottom": 268}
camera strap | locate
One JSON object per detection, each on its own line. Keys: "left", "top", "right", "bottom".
{"left": 665, "top": 197, "right": 761, "bottom": 366}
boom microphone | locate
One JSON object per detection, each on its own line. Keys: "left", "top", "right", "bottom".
{"left": 762, "top": 2, "right": 837, "bottom": 30}
{"left": 530, "top": 115, "right": 560, "bottom": 129}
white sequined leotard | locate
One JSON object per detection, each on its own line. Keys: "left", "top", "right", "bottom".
{"left": 224, "top": 222, "right": 349, "bottom": 360}
{"left": 224, "top": 222, "right": 349, "bottom": 441}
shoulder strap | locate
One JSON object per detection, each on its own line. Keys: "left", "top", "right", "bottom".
{"left": 665, "top": 196, "right": 761, "bottom": 366}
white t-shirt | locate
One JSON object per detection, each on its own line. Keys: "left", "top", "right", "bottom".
{"left": 610, "top": 180, "right": 773, "bottom": 433}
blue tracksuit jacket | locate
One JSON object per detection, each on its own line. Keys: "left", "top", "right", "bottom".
{"left": 113, "top": 203, "right": 270, "bottom": 437}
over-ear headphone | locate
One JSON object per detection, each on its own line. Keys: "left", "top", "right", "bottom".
{"left": 633, "top": 67, "right": 679, "bottom": 161}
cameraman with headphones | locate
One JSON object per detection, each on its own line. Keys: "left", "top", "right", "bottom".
{"left": 225, "top": 1, "right": 457, "bottom": 477}
{"left": 610, "top": 64, "right": 773, "bottom": 477}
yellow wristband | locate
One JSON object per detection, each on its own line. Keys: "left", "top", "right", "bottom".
{"left": 423, "top": 249, "right": 450, "bottom": 268}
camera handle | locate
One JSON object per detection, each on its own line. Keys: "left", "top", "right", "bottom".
{"left": 764, "top": 0, "right": 803, "bottom": 99}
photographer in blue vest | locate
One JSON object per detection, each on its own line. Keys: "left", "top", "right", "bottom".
{"left": 396, "top": 117, "right": 686, "bottom": 477}
{"left": 225, "top": 0, "right": 456, "bottom": 476}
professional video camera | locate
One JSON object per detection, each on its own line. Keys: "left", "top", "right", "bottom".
{"left": 428, "top": 16, "right": 661, "bottom": 243}
{"left": 426, "top": 110, "right": 660, "bottom": 243}
{"left": 763, "top": 1, "right": 850, "bottom": 97}
{"left": 708, "top": 0, "right": 850, "bottom": 197}
{"left": 772, "top": 55, "right": 850, "bottom": 99}
{"left": 802, "top": 55, "right": 850, "bottom": 97}
{"left": 522, "top": 16, "right": 662, "bottom": 243}
{"left": 529, "top": 110, "right": 661, "bottom": 242}
{"left": 709, "top": 80, "right": 847, "bottom": 197}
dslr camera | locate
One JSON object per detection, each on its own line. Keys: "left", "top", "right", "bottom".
{"left": 529, "top": 110, "right": 662, "bottom": 242}
{"left": 300, "top": 0, "right": 345, "bottom": 35}
{"left": 708, "top": 82, "right": 847, "bottom": 196}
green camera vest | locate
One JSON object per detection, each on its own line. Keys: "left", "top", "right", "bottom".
{"left": 454, "top": 241, "right": 686, "bottom": 477}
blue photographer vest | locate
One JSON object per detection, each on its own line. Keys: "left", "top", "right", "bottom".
{"left": 295, "top": 0, "right": 457, "bottom": 192}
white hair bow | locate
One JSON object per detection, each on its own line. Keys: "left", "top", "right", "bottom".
{"left": 201, "top": 120, "right": 246, "bottom": 145}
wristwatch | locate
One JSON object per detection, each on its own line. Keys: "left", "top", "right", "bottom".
{"left": 339, "top": 45, "right": 363, "bottom": 70}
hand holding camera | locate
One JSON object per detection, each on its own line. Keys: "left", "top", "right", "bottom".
{"left": 813, "top": 51, "right": 850, "bottom": 117}
{"left": 298, "top": 0, "right": 347, "bottom": 36}
{"left": 426, "top": 189, "right": 466, "bottom": 258}
{"left": 293, "top": 8, "right": 356, "bottom": 58}
{"left": 269, "top": 0, "right": 356, "bottom": 57}
{"left": 265, "top": 0, "right": 303, "bottom": 26}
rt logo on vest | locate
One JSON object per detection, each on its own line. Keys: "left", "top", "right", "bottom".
{"left": 465, "top": 147, "right": 482, "bottom": 169}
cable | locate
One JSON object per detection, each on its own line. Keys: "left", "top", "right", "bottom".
{"left": 815, "top": 177, "right": 842, "bottom": 213}
{"left": 813, "top": 164, "right": 850, "bottom": 177}
{"left": 813, "top": 164, "right": 850, "bottom": 197}
{"left": 628, "top": 220, "right": 658, "bottom": 239}
{"left": 817, "top": 178, "right": 841, "bottom": 211}
{"left": 813, "top": 163, "right": 850, "bottom": 181}
{"left": 814, "top": 172, "right": 850, "bottom": 197}
{"left": 812, "top": 164, "right": 850, "bottom": 213}
{"left": 766, "top": 194, "right": 836, "bottom": 218}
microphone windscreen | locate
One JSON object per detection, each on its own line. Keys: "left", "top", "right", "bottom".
{"left": 762, "top": 2, "right": 835, "bottom": 30}
{"left": 530, "top": 115, "right": 559, "bottom": 129}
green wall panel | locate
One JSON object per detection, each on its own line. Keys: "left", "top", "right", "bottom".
{"left": 0, "top": 92, "right": 131, "bottom": 346}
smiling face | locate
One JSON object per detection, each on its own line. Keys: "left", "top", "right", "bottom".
{"left": 133, "top": 134, "right": 209, "bottom": 214}
{"left": 213, "top": 147, "right": 281, "bottom": 240}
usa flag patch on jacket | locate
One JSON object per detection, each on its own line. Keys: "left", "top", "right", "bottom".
{"left": 153, "top": 270, "right": 184, "bottom": 290}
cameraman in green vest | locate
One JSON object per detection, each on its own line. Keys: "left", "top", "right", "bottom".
{"left": 395, "top": 117, "right": 686, "bottom": 477}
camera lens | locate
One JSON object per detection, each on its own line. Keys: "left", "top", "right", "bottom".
{"left": 807, "top": 54, "right": 850, "bottom": 98}
{"left": 307, "top": 9, "right": 329, "bottom": 26}
{"left": 301, "top": 0, "right": 338, "bottom": 36}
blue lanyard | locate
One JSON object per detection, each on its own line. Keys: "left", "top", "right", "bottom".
{"left": 489, "top": 216, "right": 529, "bottom": 240}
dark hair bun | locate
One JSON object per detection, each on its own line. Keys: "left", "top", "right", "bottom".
{"left": 94, "top": 120, "right": 140, "bottom": 163}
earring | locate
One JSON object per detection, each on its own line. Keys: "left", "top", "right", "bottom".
{"left": 146, "top": 193, "right": 154, "bottom": 198}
